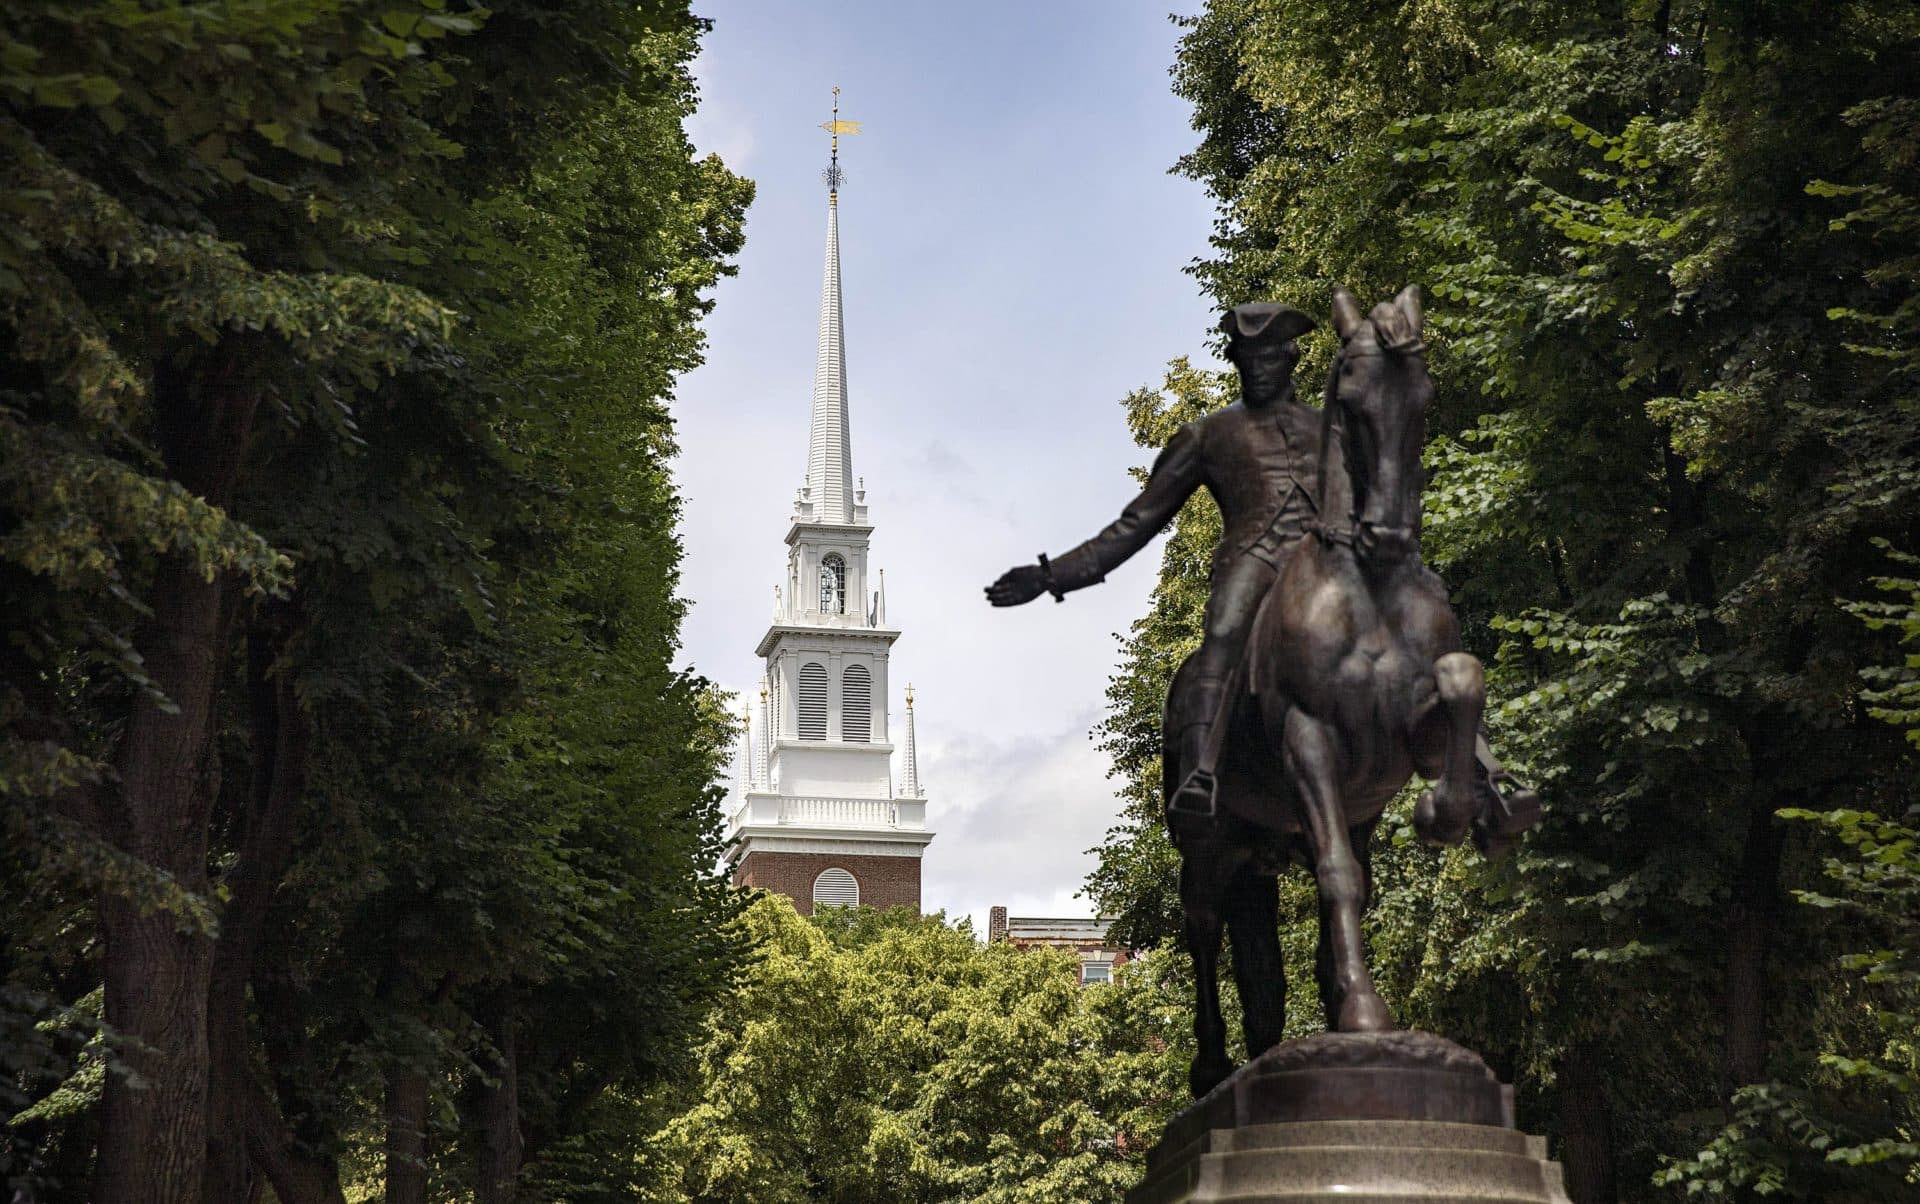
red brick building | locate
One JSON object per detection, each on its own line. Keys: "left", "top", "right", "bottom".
{"left": 989, "top": 907, "right": 1133, "bottom": 984}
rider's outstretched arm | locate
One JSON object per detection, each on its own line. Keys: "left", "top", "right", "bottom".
{"left": 1046, "top": 422, "right": 1203, "bottom": 595}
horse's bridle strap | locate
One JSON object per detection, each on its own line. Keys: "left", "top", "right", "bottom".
{"left": 1338, "top": 340, "right": 1427, "bottom": 359}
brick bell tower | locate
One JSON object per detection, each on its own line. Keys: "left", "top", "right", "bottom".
{"left": 724, "top": 92, "right": 933, "bottom": 914}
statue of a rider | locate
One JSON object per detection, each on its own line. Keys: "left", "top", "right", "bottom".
{"left": 985, "top": 303, "right": 1322, "bottom": 818}
{"left": 986, "top": 301, "right": 1531, "bottom": 833}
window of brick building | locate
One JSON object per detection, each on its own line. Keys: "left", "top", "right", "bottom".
{"left": 813, "top": 867, "right": 859, "bottom": 909}
{"left": 798, "top": 662, "right": 828, "bottom": 740}
{"left": 842, "top": 664, "right": 871, "bottom": 742}
{"left": 1079, "top": 958, "right": 1114, "bottom": 986}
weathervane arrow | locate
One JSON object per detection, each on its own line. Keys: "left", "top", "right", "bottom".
{"left": 821, "top": 86, "right": 860, "bottom": 199}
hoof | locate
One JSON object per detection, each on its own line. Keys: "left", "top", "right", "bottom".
{"left": 1336, "top": 990, "right": 1395, "bottom": 1033}
{"left": 1471, "top": 817, "right": 1516, "bottom": 858}
{"left": 1498, "top": 785, "right": 1543, "bottom": 833}
{"left": 1190, "top": 1054, "right": 1234, "bottom": 1098}
{"left": 1469, "top": 774, "right": 1542, "bottom": 858}
{"left": 1414, "top": 786, "right": 1471, "bottom": 846}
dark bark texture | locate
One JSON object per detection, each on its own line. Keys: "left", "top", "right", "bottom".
{"left": 1557, "top": 1041, "right": 1618, "bottom": 1204}
{"left": 1725, "top": 795, "right": 1785, "bottom": 1091}
{"left": 385, "top": 1069, "right": 431, "bottom": 1204}
{"left": 472, "top": 1009, "right": 523, "bottom": 1204}
{"left": 95, "top": 362, "right": 257, "bottom": 1204}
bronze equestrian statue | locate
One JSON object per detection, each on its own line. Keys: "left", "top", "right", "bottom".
{"left": 988, "top": 286, "right": 1540, "bottom": 1097}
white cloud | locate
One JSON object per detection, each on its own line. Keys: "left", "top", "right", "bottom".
{"left": 917, "top": 709, "right": 1125, "bottom": 934}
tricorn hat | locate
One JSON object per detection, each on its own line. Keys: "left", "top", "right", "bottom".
{"left": 1219, "top": 302, "right": 1316, "bottom": 346}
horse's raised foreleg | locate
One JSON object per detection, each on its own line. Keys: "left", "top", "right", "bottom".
{"left": 1284, "top": 709, "right": 1392, "bottom": 1032}
{"left": 1224, "top": 865, "right": 1285, "bottom": 1058}
{"left": 1181, "top": 846, "right": 1236, "bottom": 1096}
{"left": 1413, "top": 651, "right": 1484, "bottom": 846}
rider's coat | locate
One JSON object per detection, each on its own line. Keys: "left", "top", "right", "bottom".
{"left": 1050, "top": 397, "right": 1323, "bottom": 591}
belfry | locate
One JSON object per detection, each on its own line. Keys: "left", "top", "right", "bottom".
{"left": 724, "top": 93, "right": 934, "bottom": 914}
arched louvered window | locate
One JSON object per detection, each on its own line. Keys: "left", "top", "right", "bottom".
{"left": 819, "top": 554, "right": 846, "bottom": 614}
{"left": 813, "top": 867, "right": 859, "bottom": 910}
{"left": 842, "top": 664, "right": 871, "bottom": 742}
{"left": 797, "top": 662, "right": 828, "bottom": 741}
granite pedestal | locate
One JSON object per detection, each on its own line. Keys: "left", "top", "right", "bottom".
{"left": 1127, "top": 1032, "right": 1570, "bottom": 1204}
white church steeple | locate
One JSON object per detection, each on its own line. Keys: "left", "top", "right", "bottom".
{"left": 803, "top": 188, "right": 854, "bottom": 524}
{"left": 724, "top": 93, "right": 933, "bottom": 915}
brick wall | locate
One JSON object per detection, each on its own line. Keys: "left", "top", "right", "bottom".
{"left": 733, "top": 850, "right": 921, "bottom": 916}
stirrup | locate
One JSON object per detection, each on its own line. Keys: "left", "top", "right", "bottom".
{"left": 1169, "top": 768, "right": 1218, "bottom": 818}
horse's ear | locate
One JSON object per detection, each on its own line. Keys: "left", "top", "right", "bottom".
{"left": 1395, "top": 284, "right": 1423, "bottom": 334}
{"left": 1332, "top": 287, "right": 1365, "bottom": 341}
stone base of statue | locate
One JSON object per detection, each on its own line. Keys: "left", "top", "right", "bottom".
{"left": 1126, "top": 1031, "right": 1571, "bottom": 1204}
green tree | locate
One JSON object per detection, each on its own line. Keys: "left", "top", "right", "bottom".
{"left": 1, "top": 3, "right": 749, "bottom": 1201}
{"left": 1091, "top": 3, "right": 1920, "bottom": 1200}
{"left": 646, "top": 896, "right": 1190, "bottom": 1204}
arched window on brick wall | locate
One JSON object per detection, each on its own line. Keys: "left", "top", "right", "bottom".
{"left": 813, "top": 867, "right": 858, "bottom": 910}
{"left": 798, "top": 662, "right": 828, "bottom": 740}
{"left": 842, "top": 664, "right": 871, "bottom": 742}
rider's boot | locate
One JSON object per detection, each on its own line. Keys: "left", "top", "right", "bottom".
{"left": 1168, "top": 671, "right": 1231, "bottom": 819}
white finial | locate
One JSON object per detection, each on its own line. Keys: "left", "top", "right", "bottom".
{"left": 874, "top": 568, "right": 888, "bottom": 626}
{"left": 900, "top": 682, "right": 923, "bottom": 798}
{"left": 755, "top": 679, "right": 772, "bottom": 789}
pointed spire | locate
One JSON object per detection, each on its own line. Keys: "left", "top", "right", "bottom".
{"left": 755, "top": 680, "right": 772, "bottom": 790}
{"left": 874, "top": 568, "right": 887, "bottom": 626}
{"left": 805, "top": 90, "right": 859, "bottom": 525}
{"left": 900, "top": 683, "right": 923, "bottom": 798}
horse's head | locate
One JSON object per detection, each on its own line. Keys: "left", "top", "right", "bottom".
{"left": 1323, "top": 284, "right": 1430, "bottom": 559}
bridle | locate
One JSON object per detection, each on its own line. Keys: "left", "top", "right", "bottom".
{"left": 1311, "top": 334, "right": 1427, "bottom": 561}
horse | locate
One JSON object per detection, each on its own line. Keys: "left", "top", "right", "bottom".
{"left": 1164, "top": 284, "right": 1518, "bottom": 1097}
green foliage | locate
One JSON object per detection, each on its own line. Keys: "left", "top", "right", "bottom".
{"left": 1092, "top": 2, "right": 1920, "bottom": 1199}
{"left": 1, "top": 1, "right": 749, "bottom": 1198}
{"left": 1845, "top": 541, "right": 1920, "bottom": 745}
{"left": 643, "top": 896, "right": 1190, "bottom": 1204}
{"left": 1660, "top": 554, "right": 1920, "bottom": 1197}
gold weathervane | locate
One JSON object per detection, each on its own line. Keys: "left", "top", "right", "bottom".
{"left": 821, "top": 86, "right": 860, "bottom": 200}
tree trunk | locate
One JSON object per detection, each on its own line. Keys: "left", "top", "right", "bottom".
{"left": 1557, "top": 1041, "right": 1617, "bottom": 1204}
{"left": 205, "top": 616, "right": 316, "bottom": 1204}
{"left": 95, "top": 361, "right": 258, "bottom": 1204}
{"left": 473, "top": 1009, "right": 523, "bottom": 1204}
{"left": 244, "top": 958, "right": 348, "bottom": 1204}
{"left": 386, "top": 1069, "right": 431, "bottom": 1204}
{"left": 1725, "top": 794, "right": 1785, "bottom": 1091}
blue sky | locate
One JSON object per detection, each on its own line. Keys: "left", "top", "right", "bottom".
{"left": 673, "top": 3, "right": 1225, "bottom": 933}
